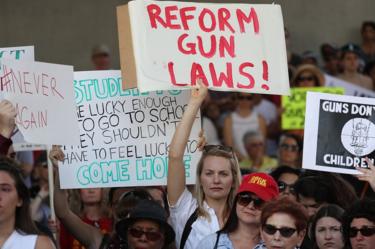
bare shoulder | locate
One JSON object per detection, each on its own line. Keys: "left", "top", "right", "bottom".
{"left": 35, "top": 235, "right": 56, "bottom": 249}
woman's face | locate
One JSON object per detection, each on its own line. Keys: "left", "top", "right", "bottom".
{"left": 236, "top": 193, "right": 262, "bottom": 225}
{"left": 236, "top": 93, "right": 254, "bottom": 109}
{"left": 0, "top": 171, "right": 22, "bottom": 223}
{"left": 277, "top": 173, "right": 298, "bottom": 201}
{"left": 80, "top": 188, "right": 102, "bottom": 205}
{"left": 296, "top": 71, "right": 318, "bottom": 87}
{"left": 261, "top": 213, "right": 305, "bottom": 249}
{"left": 278, "top": 137, "right": 300, "bottom": 166}
{"left": 315, "top": 217, "right": 344, "bottom": 249}
{"left": 127, "top": 219, "right": 165, "bottom": 249}
{"left": 200, "top": 156, "right": 234, "bottom": 202}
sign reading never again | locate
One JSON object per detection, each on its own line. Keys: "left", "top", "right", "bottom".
{"left": 59, "top": 70, "right": 201, "bottom": 189}
{"left": 303, "top": 92, "right": 375, "bottom": 175}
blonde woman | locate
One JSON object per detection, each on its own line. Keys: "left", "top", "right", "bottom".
{"left": 168, "top": 82, "right": 241, "bottom": 249}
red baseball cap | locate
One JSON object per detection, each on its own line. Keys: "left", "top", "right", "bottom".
{"left": 237, "top": 173, "right": 279, "bottom": 201}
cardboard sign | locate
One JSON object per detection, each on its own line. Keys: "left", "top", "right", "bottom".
{"left": 325, "top": 74, "right": 375, "bottom": 98}
{"left": 0, "top": 46, "right": 34, "bottom": 62}
{"left": 0, "top": 59, "right": 80, "bottom": 145}
{"left": 303, "top": 92, "right": 375, "bottom": 174}
{"left": 59, "top": 70, "right": 201, "bottom": 189}
{"left": 282, "top": 87, "right": 344, "bottom": 130}
{"left": 118, "top": 0, "right": 289, "bottom": 95}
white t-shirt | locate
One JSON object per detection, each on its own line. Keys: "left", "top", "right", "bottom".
{"left": 2, "top": 230, "right": 37, "bottom": 249}
{"left": 169, "top": 189, "right": 220, "bottom": 249}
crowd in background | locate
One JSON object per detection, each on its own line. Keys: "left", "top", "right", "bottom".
{"left": 0, "top": 21, "right": 375, "bottom": 249}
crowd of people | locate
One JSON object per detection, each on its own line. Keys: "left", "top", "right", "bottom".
{"left": 0, "top": 20, "right": 375, "bottom": 249}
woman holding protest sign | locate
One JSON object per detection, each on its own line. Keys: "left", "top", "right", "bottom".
{"left": 167, "top": 80, "right": 241, "bottom": 249}
{"left": 0, "top": 156, "right": 55, "bottom": 249}
{"left": 196, "top": 173, "right": 279, "bottom": 249}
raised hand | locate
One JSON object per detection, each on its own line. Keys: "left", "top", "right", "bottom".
{"left": 49, "top": 145, "right": 65, "bottom": 168}
{"left": 0, "top": 100, "right": 16, "bottom": 138}
{"left": 356, "top": 157, "right": 375, "bottom": 192}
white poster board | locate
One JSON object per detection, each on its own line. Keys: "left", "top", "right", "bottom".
{"left": 126, "top": 0, "right": 289, "bottom": 95}
{"left": 325, "top": 74, "right": 375, "bottom": 98}
{"left": 303, "top": 92, "right": 375, "bottom": 174}
{"left": 59, "top": 70, "right": 201, "bottom": 189}
{"left": 0, "top": 46, "right": 34, "bottom": 62}
{"left": 0, "top": 59, "right": 79, "bottom": 145}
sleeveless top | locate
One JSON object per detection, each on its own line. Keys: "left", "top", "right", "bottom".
{"left": 231, "top": 111, "right": 260, "bottom": 157}
{"left": 2, "top": 230, "right": 37, "bottom": 249}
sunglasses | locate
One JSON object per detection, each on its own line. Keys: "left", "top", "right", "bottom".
{"left": 349, "top": 226, "right": 375, "bottom": 238}
{"left": 263, "top": 224, "right": 297, "bottom": 238}
{"left": 237, "top": 95, "right": 253, "bottom": 101}
{"left": 128, "top": 228, "right": 162, "bottom": 241}
{"left": 237, "top": 193, "right": 264, "bottom": 209}
{"left": 277, "top": 181, "right": 296, "bottom": 195}
{"left": 279, "top": 144, "right": 299, "bottom": 152}
{"left": 297, "top": 76, "right": 315, "bottom": 82}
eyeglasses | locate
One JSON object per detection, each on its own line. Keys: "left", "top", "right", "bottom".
{"left": 237, "top": 95, "right": 253, "bottom": 101}
{"left": 237, "top": 193, "right": 264, "bottom": 209}
{"left": 277, "top": 181, "right": 296, "bottom": 195}
{"left": 203, "top": 145, "right": 233, "bottom": 154}
{"left": 297, "top": 76, "right": 315, "bottom": 82}
{"left": 279, "top": 144, "right": 299, "bottom": 152}
{"left": 349, "top": 226, "right": 375, "bottom": 238}
{"left": 263, "top": 224, "right": 297, "bottom": 238}
{"left": 128, "top": 228, "right": 162, "bottom": 241}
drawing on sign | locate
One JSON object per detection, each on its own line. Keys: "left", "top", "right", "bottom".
{"left": 341, "top": 118, "right": 375, "bottom": 156}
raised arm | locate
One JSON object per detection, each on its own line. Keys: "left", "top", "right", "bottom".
{"left": 167, "top": 81, "right": 208, "bottom": 205}
{"left": 50, "top": 146, "right": 103, "bottom": 249}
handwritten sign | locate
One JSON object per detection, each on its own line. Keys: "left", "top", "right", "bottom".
{"left": 325, "top": 74, "right": 375, "bottom": 98}
{"left": 59, "top": 71, "right": 201, "bottom": 189}
{"left": 282, "top": 87, "right": 344, "bottom": 129}
{"left": 0, "top": 46, "right": 34, "bottom": 62}
{"left": 303, "top": 92, "right": 375, "bottom": 174}
{"left": 118, "top": 0, "right": 289, "bottom": 95}
{"left": 0, "top": 59, "right": 80, "bottom": 145}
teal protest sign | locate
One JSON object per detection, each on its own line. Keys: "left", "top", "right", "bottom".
{"left": 58, "top": 70, "right": 201, "bottom": 189}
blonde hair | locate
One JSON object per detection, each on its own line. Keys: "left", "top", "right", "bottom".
{"left": 68, "top": 188, "right": 110, "bottom": 217}
{"left": 194, "top": 148, "right": 241, "bottom": 220}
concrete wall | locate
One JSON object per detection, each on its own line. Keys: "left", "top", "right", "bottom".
{"left": 1, "top": 0, "right": 374, "bottom": 70}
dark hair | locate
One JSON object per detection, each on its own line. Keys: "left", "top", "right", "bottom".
{"left": 294, "top": 172, "right": 358, "bottom": 209}
{"left": 309, "top": 204, "right": 346, "bottom": 249}
{"left": 361, "top": 21, "right": 375, "bottom": 34}
{"left": 270, "top": 165, "right": 301, "bottom": 181}
{"left": 0, "top": 156, "right": 39, "bottom": 234}
{"left": 343, "top": 199, "right": 375, "bottom": 248}
{"left": 279, "top": 133, "right": 303, "bottom": 152}
{"left": 261, "top": 198, "right": 308, "bottom": 232}
{"left": 364, "top": 60, "right": 375, "bottom": 75}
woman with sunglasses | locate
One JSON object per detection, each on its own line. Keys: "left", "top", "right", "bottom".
{"left": 168, "top": 81, "right": 241, "bottom": 249}
{"left": 292, "top": 64, "right": 325, "bottom": 88}
{"left": 223, "top": 92, "right": 267, "bottom": 161}
{"left": 260, "top": 198, "right": 308, "bottom": 249}
{"left": 277, "top": 133, "right": 302, "bottom": 168}
{"left": 196, "top": 173, "right": 279, "bottom": 249}
{"left": 116, "top": 199, "right": 175, "bottom": 249}
{"left": 309, "top": 204, "right": 348, "bottom": 249}
{"left": 270, "top": 166, "right": 300, "bottom": 201}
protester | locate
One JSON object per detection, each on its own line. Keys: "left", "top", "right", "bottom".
{"left": 309, "top": 204, "right": 348, "bottom": 249}
{"left": 240, "top": 131, "right": 277, "bottom": 173}
{"left": 343, "top": 199, "right": 375, "bottom": 249}
{"left": 260, "top": 198, "right": 308, "bottom": 249}
{"left": 338, "top": 43, "right": 373, "bottom": 90}
{"left": 0, "top": 157, "right": 55, "bottom": 248}
{"left": 360, "top": 21, "right": 375, "bottom": 64}
{"left": 277, "top": 133, "right": 302, "bottom": 168}
{"left": 115, "top": 199, "right": 175, "bottom": 249}
{"left": 320, "top": 43, "right": 341, "bottom": 76}
{"left": 223, "top": 92, "right": 267, "bottom": 161}
{"left": 91, "top": 44, "right": 111, "bottom": 70}
{"left": 196, "top": 173, "right": 279, "bottom": 249}
{"left": 294, "top": 173, "right": 358, "bottom": 218}
{"left": 292, "top": 64, "right": 325, "bottom": 87}
{"left": 167, "top": 81, "right": 241, "bottom": 249}
{"left": 59, "top": 188, "right": 112, "bottom": 249}
{"left": 270, "top": 166, "right": 300, "bottom": 201}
